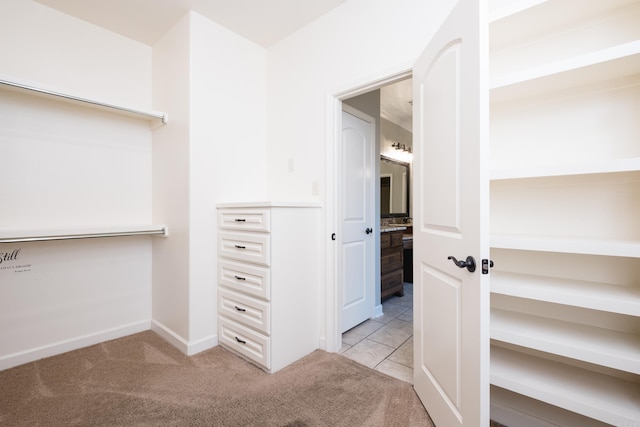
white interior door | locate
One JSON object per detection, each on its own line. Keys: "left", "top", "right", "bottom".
{"left": 339, "top": 106, "right": 375, "bottom": 333}
{"left": 412, "top": 0, "right": 490, "bottom": 426}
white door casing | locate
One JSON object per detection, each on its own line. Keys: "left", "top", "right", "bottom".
{"left": 339, "top": 106, "right": 375, "bottom": 333}
{"left": 412, "top": 0, "right": 490, "bottom": 426}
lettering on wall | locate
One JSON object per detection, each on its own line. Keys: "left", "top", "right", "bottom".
{"left": 0, "top": 248, "right": 31, "bottom": 274}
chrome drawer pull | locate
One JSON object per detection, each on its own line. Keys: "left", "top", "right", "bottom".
{"left": 235, "top": 336, "right": 246, "bottom": 344}
{"left": 234, "top": 218, "right": 246, "bottom": 222}
{"left": 234, "top": 245, "right": 246, "bottom": 249}
{"left": 234, "top": 275, "right": 246, "bottom": 281}
{"left": 234, "top": 306, "right": 246, "bottom": 312}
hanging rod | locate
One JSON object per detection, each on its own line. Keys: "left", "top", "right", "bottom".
{"left": 0, "top": 78, "right": 168, "bottom": 124}
{"left": 0, "top": 225, "right": 168, "bottom": 244}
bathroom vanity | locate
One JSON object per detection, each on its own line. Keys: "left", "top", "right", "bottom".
{"left": 380, "top": 226, "right": 405, "bottom": 300}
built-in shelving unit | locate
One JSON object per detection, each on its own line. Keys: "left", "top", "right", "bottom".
{"left": 488, "top": 0, "right": 640, "bottom": 424}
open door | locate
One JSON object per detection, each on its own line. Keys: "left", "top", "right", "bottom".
{"left": 412, "top": 0, "right": 490, "bottom": 426}
{"left": 339, "top": 106, "right": 375, "bottom": 333}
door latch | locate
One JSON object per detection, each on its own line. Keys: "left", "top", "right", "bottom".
{"left": 482, "top": 259, "right": 494, "bottom": 274}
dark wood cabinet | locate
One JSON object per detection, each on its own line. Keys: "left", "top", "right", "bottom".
{"left": 380, "top": 229, "right": 404, "bottom": 300}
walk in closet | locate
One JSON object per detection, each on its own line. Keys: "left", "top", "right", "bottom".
{"left": 488, "top": 0, "right": 640, "bottom": 425}
{"left": 0, "top": 77, "right": 167, "bottom": 370}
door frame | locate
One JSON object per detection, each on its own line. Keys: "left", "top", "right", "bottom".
{"left": 324, "top": 67, "right": 412, "bottom": 352}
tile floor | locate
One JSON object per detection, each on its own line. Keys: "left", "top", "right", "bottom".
{"left": 340, "top": 282, "right": 414, "bottom": 383}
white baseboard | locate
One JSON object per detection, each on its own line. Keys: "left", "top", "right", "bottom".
{"left": 373, "top": 304, "right": 384, "bottom": 319}
{"left": 150, "top": 320, "right": 217, "bottom": 356}
{"left": 0, "top": 320, "right": 150, "bottom": 371}
{"left": 187, "top": 333, "right": 218, "bottom": 355}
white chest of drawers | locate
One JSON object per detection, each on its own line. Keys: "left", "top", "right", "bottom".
{"left": 216, "top": 202, "right": 321, "bottom": 373}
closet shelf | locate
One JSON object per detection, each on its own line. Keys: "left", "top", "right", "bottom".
{"left": 490, "top": 158, "right": 640, "bottom": 181}
{"left": 491, "top": 308, "right": 640, "bottom": 374}
{"left": 491, "top": 271, "right": 640, "bottom": 316}
{"left": 490, "top": 41, "right": 640, "bottom": 103}
{"left": 0, "top": 225, "right": 168, "bottom": 243}
{"left": 489, "top": 0, "right": 635, "bottom": 38}
{"left": 0, "top": 76, "right": 168, "bottom": 125}
{"left": 491, "top": 234, "right": 640, "bottom": 258}
{"left": 490, "top": 386, "right": 609, "bottom": 427}
{"left": 491, "top": 346, "right": 640, "bottom": 426}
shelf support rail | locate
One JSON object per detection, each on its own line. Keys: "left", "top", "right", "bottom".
{"left": 0, "top": 226, "right": 168, "bottom": 244}
{"left": 0, "top": 78, "right": 168, "bottom": 124}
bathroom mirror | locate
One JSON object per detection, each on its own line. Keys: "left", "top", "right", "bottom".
{"left": 380, "top": 155, "right": 410, "bottom": 217}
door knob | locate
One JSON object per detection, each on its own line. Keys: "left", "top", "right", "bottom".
{"left": 447, "top": 255, "right": 476, "bottom": 273}
{"left": 365, "top": 227, "right": 373, "bottom": 234}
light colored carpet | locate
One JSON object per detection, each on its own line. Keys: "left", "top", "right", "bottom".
{"left": 0, "top": 331, "right": 434, "bottom": 426}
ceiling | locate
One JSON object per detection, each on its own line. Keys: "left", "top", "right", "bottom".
{"left": 35, "top": 0, "right": 349, "bottom": 47}
{"left": 35, "top": 0, "right": 412, "bottom": 131}
{"left": 380, "top": 78, "right": 413, "bottom": 133}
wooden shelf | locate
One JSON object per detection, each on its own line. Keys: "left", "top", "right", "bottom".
{"left": 491, "top": 234, "right": 640, "bottom": 258}
{"left": 491, "top": 271, "right": 640, "bottom": 316}
{"left": 491, "top": 158, "right": 640, "bottom": 181}
{"left": 491, "top": 308, "right": 640, "bottom": 374}
{"left": 489, "top": 0, "right": 637, "bottom": 35}
{"left": 491, "top": 385, "right": 612, "bottom": 427}
{"left": 491, "top": 345, "right": 640, "bottom": 426}
{"left": 490, "top": 41, "right": 640, "bottom": 103}
{"left": 489, "top": 0, "right": 633, "bottom": 24}
{"left": 0, "top": 225, "right": 168, "bottom": 243}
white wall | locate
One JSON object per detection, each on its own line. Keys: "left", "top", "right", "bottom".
{"left": 0, "top": 0, "right": 154, "bottom": 369}
{"left": 0, "top": 0, "right": 151, "bottom": 109}
{"left": 152, "top": 12, "right": 268, "bottom": 354}
{"left": 267, "top": 0, "right": 455, "bottom": 202}
{"left": 189, "top": 12, "right": 267, "bottom": 344}
{"left": 151, "top": 13, "right": 192, "bottom": 347}
{"left": 266, "top": 0, "right": 456, "bottom": 347}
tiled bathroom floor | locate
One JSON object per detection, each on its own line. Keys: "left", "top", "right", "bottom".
{"left": 340, "top": 282, "right": 414, "bottom": 383}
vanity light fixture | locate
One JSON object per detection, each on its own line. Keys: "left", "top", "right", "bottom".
{"left": 391, "top": 142, "right": 412, "bottom": 153}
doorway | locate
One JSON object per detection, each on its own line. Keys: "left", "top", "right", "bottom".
{"left": 337, "top": 76, "right": 415, "bottom": 383}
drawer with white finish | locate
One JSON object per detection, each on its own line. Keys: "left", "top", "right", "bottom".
{"left": 219, "top": 318, "right": 270, "bottom": 369}
{"left": 219, "top": 288, "right": 270, "bottom": 334}
{"left": 217, "top": 202, "right": 321, "bottom": 373}
{"left": 219, "top": 209, "right": 270, "bottom": 232}
{"left": 218, "top": 232, "right": 270, "bottom": 266}
{"left": 218, "top": 260, "right": 270, "bottom": 300}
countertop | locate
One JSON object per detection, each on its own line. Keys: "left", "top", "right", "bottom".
{"left": 380, "top": 226, "right": 407, "bottom": 233}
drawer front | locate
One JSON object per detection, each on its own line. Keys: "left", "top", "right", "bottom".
{"left": 218, "top": 208, "right": 271, "bottom": 232}
{"left": 218, "top": 260, "right": 270, "bottom": 300}
{"left": 390, "top": 232, "right": 403, "bottom": 248}
{"left": 380, "top": 233, "right": 391, "bottom": 249}
{"left": 219, "top": 288, "right": 270, "bottom": 334}
{"left": 219, "top": 232, "right": 270, "bottom": 266}
{"left": 381, "top": 251, "right": 403, "bottom": 274}
{"left": 219, "top": 318, "right": 270, "bottom": 369}
{"left": 381, "top": 269, "right": 403, "bottom": 292}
